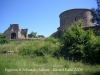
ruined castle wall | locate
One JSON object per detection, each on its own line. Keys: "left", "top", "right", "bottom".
{"left": 3, "top": 24, "right": 28, "bottom": 39}
{"left": 58, "top": 9, "right": 94, "bottom": 31}
{"left": 21, "top": 29, "right": 28, "bottom": 38}
{"left": 10, "top": 24, "right": 20, "bottom": 39}
{"left": 3, "top": 29, "right": 11, "bottom": 39}
{"left": 3, "top": 24, "right": 20, "bottom": 39}
{"left": 83, "top": 26, "right": 100, "bottom": 36}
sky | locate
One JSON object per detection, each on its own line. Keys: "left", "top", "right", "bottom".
{"left": 0, "top": 0, "right": 97, "bottom": 37}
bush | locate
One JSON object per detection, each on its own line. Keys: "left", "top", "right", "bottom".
{"left": 19, "top": 41, "right": 35, "bottom": 56}
{"left": 19, "top": 40, "right": 61, "bottom": 58}
{"left": 85, "top": 36, "right": 100, "bottom": 63}
{"left": 45, "top": 37, "right": 60, "bottom": 43}
{"left": 0, "top": 34, "right": 10, "bottom": 44}
{"left": 60, "top": 21, "right": 100, "bottom": 64}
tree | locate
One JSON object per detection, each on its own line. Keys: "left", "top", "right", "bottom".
{"left": 60, "top": 21, "right": 100, "bottom": 63}
{"left": 28, "top": 31, "right": 37, "bottom": 38}
{"left": 92, "top": 0, "right": 100, "bottom": 25}
{"left": 0, "top": 34, "right": 10, "bottom": 44}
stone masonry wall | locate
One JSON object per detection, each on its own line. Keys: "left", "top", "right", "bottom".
{"left": 3, "top": 24, "right": 28, "bottom": 39}
{"left": 21, "top": 29, "right": 28, "bottom": 38}
{"left": 58, "top": 9, "right": 94, "bottom": 31}
{"left": 52, "top": 9, "right": 100, "bottom": 38}
{"left": 3, "top": 24, "right": 20, "bottom": 39}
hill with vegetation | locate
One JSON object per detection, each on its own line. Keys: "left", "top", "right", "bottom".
{"left": 0, "top": 21, "right": 100, "bottom": 75}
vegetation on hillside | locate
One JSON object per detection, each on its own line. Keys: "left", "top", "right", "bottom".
{"left": 28, "top": 31, "right": 38, "bottom": 38}
{"left": 0, "top": 21, "right": 100, "bottom": 75}
{"left": 60, "top": 21, "right": 100, "bottom": 64}
{"left": 0, "top": 54, "right": 100, "bottom": 75}
{"left": 18, "top": 37, "right": 61, "bottom": 58}
{"left": 0, "top": 34, "right": 10, "bottom": 44}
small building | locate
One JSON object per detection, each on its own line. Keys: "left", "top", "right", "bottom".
{"left": 3, "top": 24, "right": 28, "bottom": 39}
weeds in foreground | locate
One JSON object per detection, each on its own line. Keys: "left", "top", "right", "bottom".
{"left": 0, "top": 54, "right": 100, "bottom": 75}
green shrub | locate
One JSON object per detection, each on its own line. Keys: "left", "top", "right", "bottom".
{"left": 19, "top": 41, "right": 35, "bottom": 56}
{"left": 0, "top": 34, "right": 10, "bottom": 44}
{"left": 39, "top": 42, "right": 60, "bottom": 55}
{"left": 84, "top": 36, "right": 100, "bottom": 63}
{"left": 45, "top": 36, "right": 60, "bottom": 43}
{"left": 19, "top": 40, "right": 61, "bottom": 58}
{"left": 60, "top": 21, "right": 100, "bottom": 64}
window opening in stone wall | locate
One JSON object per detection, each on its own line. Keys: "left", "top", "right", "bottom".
{"left": 11, "top": 33, "right": 16, "bottom": 39}
{"left": 23, "top": 33, "right": 26, "bottom": 38}
{"left": 75, "top": 17, "right": 76, "bottom": 21}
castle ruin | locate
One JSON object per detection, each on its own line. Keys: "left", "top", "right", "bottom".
{"left": 3, "top": 24, "right": 28, "bottom": 39}
{"left": 52, "top": 9, "right": 100, "bottom": 37}
{"left": 3, "top": 9, "right": 100, "bottom": 39}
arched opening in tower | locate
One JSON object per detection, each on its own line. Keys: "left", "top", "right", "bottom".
{"left": 11, "top": 33, "right": 16, "bottom": 39}
{"left": 75, "top": 17, "right": 76, "bottom": 21}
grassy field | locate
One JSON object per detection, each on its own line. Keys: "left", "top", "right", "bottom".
{"left": 0, "top": 54, "right": 100, "bottom": 75}
{"left": 0, "top": 40, "right": 100, "bottom": 75}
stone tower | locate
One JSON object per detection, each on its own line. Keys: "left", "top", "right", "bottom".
{"left": 58, "top": 9, "right": 94, "bottom": 31}
{"left": 52, "top": 9, "right": 95, "bottom": 37}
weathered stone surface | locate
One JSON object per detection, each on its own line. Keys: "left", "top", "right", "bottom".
{"left": 52, "top": 9, "right": 100, "bottom": 38}
{"left": 21, "top": 29, "right": 28, "bottom": 38}
{"left": 3, "top": 24, "right": 28, "bottom": 39}
{"left": 83, "top": 26, "right": 100, "bottom": 36}
{"left": 58, "top": 9, "right": 94, "bottom": 31}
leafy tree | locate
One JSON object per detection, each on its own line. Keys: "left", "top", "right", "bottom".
{"left": 28, "top": 31, "right": 37, "bottom": 38}
{"left": 61, "top": 21, "right": 86, "bottom": 59}
{"left": 0, "top": 34, "right": 10, "bottom": 44}
{"left": 60, "top": 21, "right": 100, "bottom": 63}
{"left": 92, "top": 0, "right": 100, "bottom": 25}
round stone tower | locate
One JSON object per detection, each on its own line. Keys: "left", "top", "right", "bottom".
{"left": 58, "top": 9, "right": 94, "bottom": 31}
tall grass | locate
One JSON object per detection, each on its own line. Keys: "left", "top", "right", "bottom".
{"left": 16, "top": 39, "right": 61, "bottom": 58}
{"left": 0, "top": 41, "right": 22, "bottom": 54}
{"left": 0, "top": 54, "right": 100, "bottom": 75}
{"left": 0, "top": 37, "right": 100, "bottom": 75}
